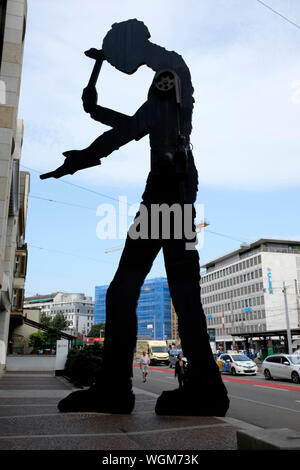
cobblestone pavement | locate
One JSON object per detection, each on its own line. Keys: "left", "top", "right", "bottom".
{"left": 0, "top": 371, "right": 238, "bottom": 450}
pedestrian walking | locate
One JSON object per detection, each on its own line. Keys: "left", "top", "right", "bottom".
{"left": 175, "top": 353, "right": 187, "bottom": 388}
{"left": 140, "top": 351, "right": 150, "bottom": 382}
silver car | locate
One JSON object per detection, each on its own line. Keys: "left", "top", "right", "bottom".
{"left": 262, "top": 354, "right": 300, "bottom": 384}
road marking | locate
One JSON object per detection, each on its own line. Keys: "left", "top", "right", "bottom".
{"left": 229, "top": 394, "right": 300, "bottom": 413}
{"left": 138, "top": 376, "right": 173, "bottom": 385}
{"left": 0, "top": 413, "right": 80, "bottom": 420}
{"left": 253, "top": 385, "right": 289, "bottom": 391}
{"left": 220, "top": 416, "right": 263, "bottom": 432}
{"left": 0, "top": 422, "right": 231, "bottom": 440}
{"left": 223, "top": 376, "right": 300, "bottom": 392}
{"left": 0, "top": 391, "right": 71, "bottom": 398}
{"left": 132, "top": 387, "right": 158, "bottom": 398}
{"left": 0, "top": 404, "right": 57, "bottom": 407}
{"left": 134, "top": 399, "right": 157, "bottom": 403}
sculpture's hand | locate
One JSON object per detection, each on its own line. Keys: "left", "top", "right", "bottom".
{"left": 82, "top": 86, "right": 98, "bottom": 113}
{"left": 40, "top": 150, "right": 101, "bottom": 180}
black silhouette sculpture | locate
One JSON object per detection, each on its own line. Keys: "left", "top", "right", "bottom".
{"left": 41, "top": 19, "right": 229, "bottom": 416}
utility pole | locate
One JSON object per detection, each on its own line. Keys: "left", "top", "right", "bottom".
{"left": 282, "top": 282, "right": 293, "bottom": 354}
{"left": 295, "top": 279, "right": 300, "bottom": 328}
{"left": 222, "top": 310, "right": 226, "bottom": 351}
{"left": 230, "top": 295, "right": 235, "bottom": 348}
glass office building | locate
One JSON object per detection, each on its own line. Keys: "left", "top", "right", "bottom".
{"left": 94, "top": 277, "right": 172, "bottom": 340}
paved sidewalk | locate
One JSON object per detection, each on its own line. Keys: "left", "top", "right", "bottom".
{"left": 0, "top": 371, "right": 239, "bottom": 450}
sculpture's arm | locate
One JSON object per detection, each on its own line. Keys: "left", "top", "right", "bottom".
{"left": 90, "top": 105, "right": 131, "bottom": 127}
{"left": 40, "top": 101, "right": 151, "bottom": 179}
{"left": 85, "top": 100, "right": 151, "bottom": 156}
{"left": 82, "top": 86, "right": 131, "bottom": 127}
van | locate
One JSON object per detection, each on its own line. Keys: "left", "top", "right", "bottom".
{"left": 136, "top": 340, "right": 169, "bottom": 366}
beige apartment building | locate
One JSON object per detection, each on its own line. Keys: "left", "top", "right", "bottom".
{"left": 0, "top": 0, "right": 29, "bottom": 369}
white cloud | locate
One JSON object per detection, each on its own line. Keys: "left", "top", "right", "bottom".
{"left": 19, "top": 0, "right": 300, "bottom": 190}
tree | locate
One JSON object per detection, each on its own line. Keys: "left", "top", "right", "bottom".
{"left": 40, "top": 313, "right": 71, "bottom": 349}
{"left": 40, "top": 312, "right": 52, "bottom": 327}
{"left": 51, "top": 313, "right": 70, "bottom": 331}
{"left": 87, "top": 323, "right": 105, "bottom": 338}
{"left": 28, "top": 331, "right": 47, "bottom": 352}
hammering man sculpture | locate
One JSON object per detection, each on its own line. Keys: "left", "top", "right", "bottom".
{"left": 41, "top": 20, "right": 229, "bottom": 416}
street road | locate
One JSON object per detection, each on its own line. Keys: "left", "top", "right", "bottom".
{"left": 132, "top": 364, "right": 300, "bottom": 432}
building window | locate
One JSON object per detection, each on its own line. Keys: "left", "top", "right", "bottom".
{"left": 12, "top": 288, "right": 24, "bottom": 311}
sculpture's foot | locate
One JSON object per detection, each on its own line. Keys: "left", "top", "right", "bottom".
{"left": 155, "top": 385, "right": 229, "bottom": 417}
{"left": 58, "top": 386, "right": 135, "bottom": 414}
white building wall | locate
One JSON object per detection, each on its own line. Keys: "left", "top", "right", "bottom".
{"left": 262, "top": 252, "right": 300, "bottom": 331}
{"left": 24, "top": 292, "right": 95, "bottom": 336}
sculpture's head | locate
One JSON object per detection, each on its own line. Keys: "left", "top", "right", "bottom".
{"left": 102, "top": 19, "right": 151, "bottom": 74}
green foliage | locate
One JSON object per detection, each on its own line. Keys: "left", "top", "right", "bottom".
{"left": 28, "top": 331, "right": 47, "bottom": 351}
{"left": 64, "top": 343, "right": 103, "bottom": 386}
{"left": 51, "top": 313, "right": 70, "bottom": 331}
{"left": 40, "top": 313, "right": 71, "bottom": 348}
{"left": 40, "top": 312, "right": 52, "bottom": 327}
{"left": 87, "top": 323, "right": 105, "bottom": 338}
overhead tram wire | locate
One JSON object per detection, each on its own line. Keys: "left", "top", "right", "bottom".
{"left": 20, "top": 164, "right": 126, "bottom": 205}
{"left": 28, "top": 244, "right": 113, "bottom": 265}
{"left": 23, "top": 165, "right": 252, "bottom": 245}
{"left": 29, "top": 194, "right": 96, "bottom": 211}
{"left": 204, "top": 229, "right": 251, "bottom": 244}
{"left": 21, "top": 165, "right": 253, "bottom": 243}
{"left": 255, "top": 0, "right": 300, "bottom": 30}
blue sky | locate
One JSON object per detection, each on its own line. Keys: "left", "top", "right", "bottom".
{"left": 18, "top": 1, "right": 300, "bottom": 298}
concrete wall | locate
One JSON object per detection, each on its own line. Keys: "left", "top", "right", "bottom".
{"left": 6, "top": 354, "right": 56, "bottom": 371}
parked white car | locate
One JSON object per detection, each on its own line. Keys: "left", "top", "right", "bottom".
{"left": 262, "top": 354, "right": 300, "bottom": 384}
{"left": 217, "top": 353, "right": 258, "bottom": 376}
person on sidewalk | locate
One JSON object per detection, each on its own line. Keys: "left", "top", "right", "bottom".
{"left": 50, "top": 19, "right": 229, "bottom": 416}
{"left": 175, "top": 353, "right": 187, "bottom": 388}
{"left": 140, "top": 351, "right": 150, "bottom": 383}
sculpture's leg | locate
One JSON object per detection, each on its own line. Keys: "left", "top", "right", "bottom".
{"left": 101, "top": 233, "right": 161, "bottom": 385}
{"left": 155, "top": 208, "right": 229, "bottom": 416}
{"left": 58, "top": 215, "right": 160, "bottom": 413}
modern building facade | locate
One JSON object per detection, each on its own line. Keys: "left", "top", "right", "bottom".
{"left": 0, "top": 0, "right": 29, "bottom": 369}
{"left": 201, "top": 239, "right": 300, "bottom": 348}
{"left": 95, "top": 277, "right": 172, "bottom": 340}
{"left": 24, "top": 292, "right": 95, "bottom": 336}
